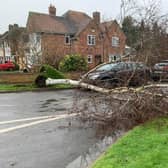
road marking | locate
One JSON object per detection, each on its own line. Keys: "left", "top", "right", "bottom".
{"left": 0, "top": 105, "right": 16, "bottom": 107}
{"left": 0, "top": 113, "right": 78, "bottom": 134}
{"left": 0, "top": 115, "right": 62, "bottom": 125}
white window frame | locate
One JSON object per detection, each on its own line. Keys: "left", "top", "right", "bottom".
{"left": 65, "top": 35, "right": 70, "bottom": 45}
{"left": 109, "top": 55, "right": 118, "bottom": 62}
{"left": 112, "top": 36, "right": 119, "bottom": 47}
{"left": 88, "top": 55, "right": 93, "bottom": 63}
{"left": 87, "top": 35, "right": 96, "bottom": 45}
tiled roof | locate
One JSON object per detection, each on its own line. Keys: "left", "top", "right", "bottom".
{"left": 27, "top": 10, "right": 91, "bottom": 35}
{"left": 0, "top": 31, "right": 8, "bottom": 40}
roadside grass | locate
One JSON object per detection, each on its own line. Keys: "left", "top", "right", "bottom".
{"left": 92, "top": 118, "right": 168, "bottom": 168}
{"left": 0, "top": 83, "right": 74, "bottom": 92}
{"left": 0, "top": 84, "right": 35, "bottom": 91}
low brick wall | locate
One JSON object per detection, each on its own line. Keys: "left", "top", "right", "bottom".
{"left": 0, "top": 72, "right": 38, "bottom": 84}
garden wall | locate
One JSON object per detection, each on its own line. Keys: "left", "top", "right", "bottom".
{"left": 0, "top": 72, "right": 38, "bottom": 84}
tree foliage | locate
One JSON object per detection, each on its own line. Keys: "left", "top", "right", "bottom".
{"left": 40, "top": 64, "right": 65, "bottom": 79}
{"left": 59, "top": 54, "right": 88, "bottom": 72}
{"left": 122, "top": 16, "right": 139, "bottom": 47}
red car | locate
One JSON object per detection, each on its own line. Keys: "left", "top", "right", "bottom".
{"left": 0, "top": 61, "right": 15, "bottom": 71}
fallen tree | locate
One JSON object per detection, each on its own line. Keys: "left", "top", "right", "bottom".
{"left": 45, "top": 78, "right": 168, "bottom": 132}
{"left": 46, "top": 78, "right": 168, "bottom": 95}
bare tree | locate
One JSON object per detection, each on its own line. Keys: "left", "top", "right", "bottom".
{"left": 121, "top": 0, "right": 168, "bottom": 65}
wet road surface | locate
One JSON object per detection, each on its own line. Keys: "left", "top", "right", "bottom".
{"left": 0, "top": 90, "right": 100, "bottom": 168}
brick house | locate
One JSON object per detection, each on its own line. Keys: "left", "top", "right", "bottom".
{"left": 0, "top": 24, "right": 27, "bottom": 68}
{"left": 0, "top": 32, "right": 12, "bottom": 63}
{"left": 26, "top": 5, "right": 126, "bottom": 69}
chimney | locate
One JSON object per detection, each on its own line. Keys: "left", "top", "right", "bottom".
{"left": 93, "top": 11, "right": 100, "bottom": 24}
{"left": 9, "top": 24, "right": 13, "bottom": 31}
{"left": 49, "top": 4, "right": 56, "bottom": 16}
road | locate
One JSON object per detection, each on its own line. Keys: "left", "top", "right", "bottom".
{"left": 0, "top": 90, "right": 100, "bottom": 168}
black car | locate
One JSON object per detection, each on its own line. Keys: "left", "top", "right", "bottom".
{"left": 82, "top": 62, "right": 151, "bottom": 88}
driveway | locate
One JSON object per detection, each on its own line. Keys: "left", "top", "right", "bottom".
{"left": 0, "top": 90, "right": 99, "bottom": 168}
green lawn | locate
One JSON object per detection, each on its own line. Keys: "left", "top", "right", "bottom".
{"left": 0, "top": 84, "right": 74, "bottom": 92}
{"left": 92, "top": 118, "right": 168, "bottom": 168}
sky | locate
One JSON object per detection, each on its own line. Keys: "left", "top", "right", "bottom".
{"left": 0, "top": 0, "right": 167, "bottom": 34}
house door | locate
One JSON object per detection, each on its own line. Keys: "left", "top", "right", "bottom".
{"left": 95, "top": 55, "right": 102, "bottom": 66}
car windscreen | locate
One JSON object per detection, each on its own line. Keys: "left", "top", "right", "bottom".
{"left": 96, "top": 63, "right": 124, "bottom": 71}
{"left": 96, "top": 64, "right": 115, "bottom": 71}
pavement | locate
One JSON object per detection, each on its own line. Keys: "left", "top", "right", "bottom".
{"left": 0, "top": 90, "right": 100, "bottom": 168}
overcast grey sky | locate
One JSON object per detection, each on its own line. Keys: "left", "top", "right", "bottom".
{"left": 0, "top": 0, "right": 167, "bottom": 34}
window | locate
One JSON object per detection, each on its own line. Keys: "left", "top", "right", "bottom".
{"left": 65, "top": 35, "right": 70, "bottom": 45}
{"left": 112, "top": 36, "right": 119, "bottom": 47}
{"left": 87, "top": 35, "right": 96, "bottom": 45}
{"left": 88, "top": 55, "right": 93, "bottom": 63}
{"left": 109, "top": 55, "right": 120, "bottom": 62}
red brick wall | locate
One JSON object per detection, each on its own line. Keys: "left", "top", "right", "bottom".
{"left": 73, "top": 21, "right": 103, "bottom": 69}
{"left": 40, "top": 21, "right": 126, "bottom": 69}
{"left": 0, "top": 73, "right": 38, "bottom": 84}
{"left": 41, "top": 34, "right": 71, "bottom": 58}
{"left": 73, "top": 21, "right": 126, "bottom": 69}
{"left": 103, "top": 22, "right": 126, "bottom": 63}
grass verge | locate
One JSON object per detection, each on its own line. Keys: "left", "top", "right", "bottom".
{"left": 92, "top": 117, "right": 168, "bottom": 168}
{"left": 0, "top": 84, "right": 74, "bottom": 92}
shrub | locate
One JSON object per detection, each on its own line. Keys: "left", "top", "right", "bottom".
{"left": 35, "top": 64, "right": 65, "bottom": 87}
{"left": 59, "top": 54, "right": 87, "bottom": 72}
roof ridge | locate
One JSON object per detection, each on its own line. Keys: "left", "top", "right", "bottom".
{"left": 29, "top": 11, "right": 65, "bottom": 19}
{"left": 62, "top": 10, "right": 91, "bottom": 19}
{"left": 65, "top": 10, "right": 87, "bottom": 14}
{"left": 27, "top": 10, "right": 91, "bottom": 34}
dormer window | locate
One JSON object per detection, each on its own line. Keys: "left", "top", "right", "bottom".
{"left": 65, "top": 35, "right": 70, "bottom": 45}
{"left": 112, "top": 36, "right": 119, "bottom": 47}
{"left": 87, "top": 35, "right": 96, "bottom": 45}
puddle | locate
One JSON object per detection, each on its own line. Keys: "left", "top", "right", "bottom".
{"left": 40, "top": 105, "right": 48, "bottom": 109}
{"left": 46, "top": 99, "right": 58, "bottom": 102}
{"left": 40, "top": 99, "right": 58, "bottom": 106}
{"left": 39, "top": 99, "right": 60, "bottom": 109}
{"left": 61, "top": 98, "right": 67, "bottom": 100}
{"left": 54, "top": 108, "right": 67, "bottom": 111}
{"left": 66, "top": 130, "right": 124, "bottom": 168}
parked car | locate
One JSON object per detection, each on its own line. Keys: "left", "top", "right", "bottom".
{"left": 152, "top": 60, "right": 168, "bottom": 81}
{"left": 82, "top": 62, "right": 151, "bottom": 88}
{"left": 0, "top": 61, "right": 15, "bottom": 71}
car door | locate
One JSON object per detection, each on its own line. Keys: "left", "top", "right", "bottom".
{"left": 131, "top": 63, "right": 148, "bottom": 85}
{"left": 115, "top": 62, "right": 130, "bottom": 86}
